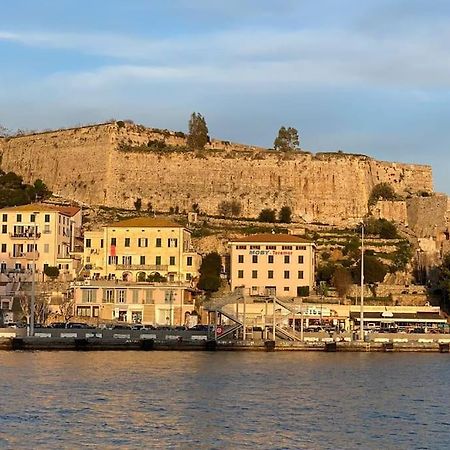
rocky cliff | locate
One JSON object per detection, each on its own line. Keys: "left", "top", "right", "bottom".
{"left": 0, "top": 122, "right": 434, "bottom": 225}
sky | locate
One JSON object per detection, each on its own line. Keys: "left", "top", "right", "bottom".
{"left": 1, "top": 0, "right": 450, "bottom": 193}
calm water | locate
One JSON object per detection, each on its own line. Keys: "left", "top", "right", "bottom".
{"left": 0, "top": 351, "right": 449, "bottom": 449}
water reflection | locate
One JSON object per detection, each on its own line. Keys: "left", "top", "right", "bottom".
{"left": 0, "top": 352, "right": 449, "bottom": 449}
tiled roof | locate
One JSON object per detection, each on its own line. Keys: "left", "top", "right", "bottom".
{"left": 230, "top": 233, "right": 312, "bottom": 244}
{"left": 109, "top": 217, "right": 183, "bottom": 228}
{"left": 0, "top": 203, "right": 76, "bottom": 216}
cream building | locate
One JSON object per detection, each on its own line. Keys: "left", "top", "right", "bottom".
{"left": 229, "top": 234, "right": 315, "bottom": 297}
{"left": 83, "top": 217, "right": 201, "bottom": 283}
{"left": 72, "top": 280, "right": 196, "bottom": 325}
{"left": 0, "top": 203, "right": 81, "bottom": 279}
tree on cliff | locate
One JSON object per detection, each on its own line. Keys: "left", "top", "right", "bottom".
{"left": 368, "top": 182, "right": 396, "bottom": 207}
{"left": 187, "top": 112, "right": 209, "bottom": 150}
{"left": 273, "top": 126, "right": 299, "bottom": 152}
{"left": 332, "top": 266, "right": 352, "bottom": 298}
{"left": 258, "top": 208, "right": 276, "bottom": 222}
{"left": 278, "top": 206, "right": 292, "bottom": 223}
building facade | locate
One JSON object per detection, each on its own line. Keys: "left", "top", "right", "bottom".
{"left": 0, "top": 204, "right": 81, "bottom": 279}
{"left": 229, "top": 234, "right": 315, "bottom": 297}
{"left": 72, "top": 280, "right": 196, "bottom": 325}
{"left": 82, "top": 217, "right": 201, "bottom": 283}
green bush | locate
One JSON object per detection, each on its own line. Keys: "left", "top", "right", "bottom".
{"left": 198, "top": 252, "right": 222, "bottom": 293}
{"left": 368, "top": 182, "right": 396, "bottom": 206}
{"left": 278, "top": 206, "right": 292, "bottom": 223}
{"left": 44, "top": 266, "right": 60, "bottom": 279}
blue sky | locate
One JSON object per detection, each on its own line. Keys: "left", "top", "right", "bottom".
{"left": 1, "top": 0, "right": 450, "bottom": 193}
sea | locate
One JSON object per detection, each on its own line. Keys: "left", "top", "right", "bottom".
{"left": 0, "top": 351, "right": 449, "bottom": 449}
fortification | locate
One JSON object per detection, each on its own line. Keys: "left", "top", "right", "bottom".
{"left": 0, "top": 122, "right": 434, "bottom": 225}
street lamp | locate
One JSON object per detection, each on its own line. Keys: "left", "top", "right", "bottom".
{"left": 359, "top": 222, "right": 365, "bottom": 341}
{"left": 30, "top": 211, "right": 39, "bottom": 336}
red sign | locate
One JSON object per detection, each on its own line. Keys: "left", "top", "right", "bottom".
{"left": 216, "top": 326, "right": 223, "bottom": 335}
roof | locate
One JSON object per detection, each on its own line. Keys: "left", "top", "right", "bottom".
{"left": 0, "top": 203, "right": 78, "bottom": 216}
{"left": 109, "top": 217, "right": 183, "bottom": 228}
{"left": 230, "top": 233, "right": 313, "bottom": 244}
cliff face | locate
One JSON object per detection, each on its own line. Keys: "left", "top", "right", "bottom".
{"left": 0, "top": 122, "right": 434, "bottom": 225}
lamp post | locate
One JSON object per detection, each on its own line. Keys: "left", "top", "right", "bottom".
{"left": 359, "top": 222, "right": 365, "bottom": 341}
{"left": 30, "top": 212, "right": 38, "bottom": 337}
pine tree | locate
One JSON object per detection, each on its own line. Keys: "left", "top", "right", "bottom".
{"left": 187, "top": 112, "right": 209, "bottom": 150}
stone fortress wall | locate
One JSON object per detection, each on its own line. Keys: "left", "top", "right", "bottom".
{"left": 0, "top": 122, "right": 435, "bottom": 226}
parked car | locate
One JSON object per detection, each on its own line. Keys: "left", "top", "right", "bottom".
{"left": 48, "top": 322, "right": 67, "bottom": 329}
{"left": 305, "top": 326, "right": 326, "bottom": 333}
{"left": 111, "top": 324, "right": 132, "bottom": 330}
{"left": 66, "top": 322, "right": 94, "bottom": 329}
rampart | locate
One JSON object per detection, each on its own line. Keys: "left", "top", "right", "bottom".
{"left": 0, "top": 122, "right": 434, "bottom": 225}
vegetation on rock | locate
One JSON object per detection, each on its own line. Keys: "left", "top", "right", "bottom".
{"left": 273, "top": 126, "right": 300, "bottom": 152}
{"left": 187, "top": 112, "right": 209, "bottom": 150}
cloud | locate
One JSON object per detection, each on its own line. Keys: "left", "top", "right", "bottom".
{"left": 2, "top": 25, "right": 450, "bottom": 90}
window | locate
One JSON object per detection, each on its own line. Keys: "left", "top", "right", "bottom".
{"left": 1, "top": 225, "right": 6, "bottom": 234}
{"left": 156, "top": 238, "right": 162, "bottom": 247}
{"left": 170, "top": 256, "right": 176, "bottom": 266}
{"left": 145, "top": 290, "right": 153, "bottom": 304}
{"left": 186, "top": 273, "right": 192, "bottom": 281}
{"left": 44, "top": 244, "right": 49, "bottom": 253}
{"left": 122, "top": 256, "right": 132, "bottom": 265}
{"left": 124, "top": 237, "right": 130, "bottom": 247}
{"left": 44, "top": 224, "right": 50, "bottom": 234}
{"left": 138, "top": 238, "right": 148, "bottom": 248}
{"left": 250, "top": 245, "right": 260, "bottom": 250}
{"left": 140, "top": 256, "right": 146, "bottom": 265}
{"left": 238, "top": 255, "right": 244, "bottom": 263}
{"left": 252, "top": 255, "right": 258, "bottom": 263}
{"left": 117, "top": 290, "right": 126, "bottom": 303}
{"left": 266, "top": 245, "right": 276, "bottom": 250}
{"left": 85, "top": 238, "right": 91, "bottom": 248}
{"left": 155, "top": 256, "right": 161, "bottom": 265}
{"left": 168, "top": 238, "right": 178, "bottom": 248}
{"left": 111, "top": 237, "right": 116, "bottom": 246}
{"left": 16, "top": 214, "right": 22, "bottom": 223}
{"left": 103, "top": 289, "right": 114, "bottom": 303}
{"left": 44, "top": 214, "right": 50, "bottom": 223}
{"left": 268, "top": 255, "right": 274, "bottom": 264}
{"left": 108, "top": 256, "right": 118, "bottom": 265}
{"left": 284, "top": 255, "right": 290, "bottom": 264}
{"left": 77, "top": 306, "right": 91, "bottom": 317}
{"left": 1, "top": 244, "right": 6, "bottom": 253}
{"left": 132, "top": 290, "right": 139, "bottom": 304}
{"left": 284, "top": 287, "right": 290, "bottom": 292}
{"left": 100, "top": 239, "right": 104, "bottom": 248}
{"left": 2, "top": 214, "right": 6, "bottom": 222}
{"left": 298, "top": 271, "right": 304, "bottom": 279}
{"left": 252, "top": 270, "right": 258, "bottom": 279}
{"left": 282, "top": 245, "right": 292, "bottom": 250}
{"left": 296, "top": 245, "right": 307, "bottom": 250}
{"left": 284, "top": 270, "right": 290, "bottom": 279}
{"left": 268, "top": 270, "right": 274, "bottom": 279}
{"left": 236, "top": 245, "right": 247, "bottom": 250}
{"left": 187, "top": 256, "right": 193, "bottom": 266}
{"left": 30, "top": 214, "right": 35, "bottom": 223}
{"left": 298, "top": 255, "right": 304, "bottom": 264}
{"left": 238, "top": 270, "right": 244, "bottom": 278}
{"left": 82, "top": 289, "right": 96, "bottom": 303}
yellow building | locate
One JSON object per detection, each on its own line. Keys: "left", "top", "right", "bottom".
{"left": 72, "top": 280, "right": 196, "bottom": 325}
{"left": 0, "top": 203, "right": 81, "bottom": 279}
{"left": 229, "top": 234, "right": 315, "bottom": 298}
{"left": 83, "top": 217, "right": 201, "bottom": 283}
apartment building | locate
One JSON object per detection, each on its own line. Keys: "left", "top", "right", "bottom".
{"left": 83, "top": 217, "right": 201, "bottom": 283}
{"left": 0, "top": 204, "right": 81, "bottom": 279}
{"left": 72, "top": 280, "right": 196, "bottom": 325}
{"left": 229, "top": 234, "right": 315, "bottom": 297}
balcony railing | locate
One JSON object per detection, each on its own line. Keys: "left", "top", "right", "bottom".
{"left": 9, "top": 232, "right": 41, "bottom": 239}
{"left": 116, "top": 264, "right": 169, "bottom": 271}
{"left": 13, "top": 251, "right": 40, "bottom": 259}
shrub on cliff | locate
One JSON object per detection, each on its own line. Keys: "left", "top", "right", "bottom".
{"left": 258, "top": 208, "right": 276, "bottom": 222}
{"left": 368, "top": 182, "right": 396, "bottom": 206}
{"left": 187, "top": 112, "right": 209, "bottom": 150}
{"left": 218, "top": 200, "right": 242, "bottom": 218}
{"left": 358, "top": 218, "right": 398, "bottom": 239}
{"left": 352, "top": 255, "right": 388, "bottom": 284}
{"left": 332, "top": 266, "right": 352, "bottom": 298}
{"left": 273, "top": 126, "right": 300, "bottom": 152}
{"left": 278, "top": 206, "right": 292, "bottom": 223}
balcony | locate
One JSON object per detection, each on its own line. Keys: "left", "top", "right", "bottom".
{"left": 116, "top": 264, "right": 169, "bottom": 271}
{"left": 9, "top": 232, "right": 41, "bottom": 239}
{"left": 13, "top": 251, "right": 40, "bottom": 260}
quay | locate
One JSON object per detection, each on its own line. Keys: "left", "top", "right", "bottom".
{"left": 1, "top": 328, "right": 450, "bottom": 353}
